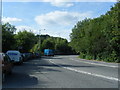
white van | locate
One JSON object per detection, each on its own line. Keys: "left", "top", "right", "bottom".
{"left": 6, "top": 50, "right": 23, "bottom": 64}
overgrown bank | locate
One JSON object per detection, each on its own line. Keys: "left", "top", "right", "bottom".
{"left": 70, "top": 3, "right": 120, "bottom": 63}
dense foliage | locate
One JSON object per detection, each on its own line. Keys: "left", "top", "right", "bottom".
{"left": 31, "top": 36, "right": 74, "bottom": 55}
{"left": 70, "top": 3, "right": 120, "bottom": 62}
{"left": 2, "top": 2, "right": 119, "bottom": 62}
{"left": 14, "top": 30, "right": 37, "bottom": 53}
{"left": 2, "top": 23, "right": 74, "bottom": 54}
{"left": 2, "top": 23, "right": 16, "bottom": 52}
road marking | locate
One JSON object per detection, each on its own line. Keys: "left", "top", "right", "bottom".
{"left": 29, "top": 74, "right": 37, "bottom": 77}
{"left": 70, "top": 58, "right": 118, "bottom": 68}
{"left": 49, "top": 59, "right": 119, "bottom": 81}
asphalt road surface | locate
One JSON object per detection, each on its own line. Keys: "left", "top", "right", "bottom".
{"left": 2, "top": 55, "right": 119, "bottom": 88}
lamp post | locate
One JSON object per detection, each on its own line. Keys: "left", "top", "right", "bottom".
{"left": 0, "top": 0, "right": 2, "bottom": 52}
{"left": 38, "top": 29, "right": 41, "bottom": 52}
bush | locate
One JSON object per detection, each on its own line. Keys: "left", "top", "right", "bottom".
{"left": 79, "top": 53, "right": 86, "bottom": 59}
{"left": 85, "top": 55, "right": 93, "bottom": 60}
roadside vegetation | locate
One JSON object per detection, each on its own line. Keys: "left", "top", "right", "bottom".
{"left": 2, "top": 2, "right": 119, "bottom": 63}
{"left": 2, "top": 23, "right": 74, "bottom": 55}
{"left": 2, "top": 23, "right": 37, "bottom": 53}
{"left": 70, "top": 3, "right": 120, "bottom": 63}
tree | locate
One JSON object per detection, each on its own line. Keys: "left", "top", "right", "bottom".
{"left": 70, "top": 2, "right": 120, "bottom": 62}
{"left": 36, "top": 36, "right": 74, "bottom": 55}
{"left": 2, "top": 23, "right": 16, "bottom": 52}
{"left": 41, "top": 38, "right": 55, "bottom": 51}
{"left": 55, "top": 38, "right": 70, "bottom": 54}
{"left": 14, "top": 30, "right": 36, "bottom": 53}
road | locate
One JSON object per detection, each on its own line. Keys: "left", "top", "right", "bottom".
{"left": 2, "top": 55, "right": 119, "bottom": 88}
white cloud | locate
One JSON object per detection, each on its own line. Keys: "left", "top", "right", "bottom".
{"left": 3, "top": 0, "right": 74, "bottom": 7}
{"left": 3, "top": 0, "right": 117, "bottom": 8}
{"left": 41, "top": 0, "right": 74, "bottom": 7}
{"left": 42, "top": 0, "right": 117, "bottom": 2}
{"left": 15, "top": 25, "right": 70, "bottom": 41}
{"left": 34, "top": 10, "right": 92, "bottom": 40}
{"left": 50, "top": 2, "right": 74, "bottom": 7}
{"left": 16, "top": 26, "right": 38, "bottom": 34}
{"left": 3, "top": 0, "right": 117, "bottom": 2}
{"left": 2, "top": 17, "right": 22, "bottom": 23}
{"left": 35, "top": 11, "right": 92, "bottom": 28}
{"left": 45, "top": 0, "right": 117, "bottom": 7}
{"left": 41, "top": 28, "right": 72, "bottom": 41}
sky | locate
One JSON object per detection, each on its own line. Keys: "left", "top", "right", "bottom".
{"left": 2, "top": 0, "right": 117, "bottom": 41}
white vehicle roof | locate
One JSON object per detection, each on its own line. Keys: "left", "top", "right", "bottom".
{"left": 6, "top": 50, "right": 20, "bottom": 53}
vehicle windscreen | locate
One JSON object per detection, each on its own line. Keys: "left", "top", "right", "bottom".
{"left": 7, "top": 53, "right": 18, "bottom": 55}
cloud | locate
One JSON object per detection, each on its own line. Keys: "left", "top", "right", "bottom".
{"left": 41, "top": 0, "right": 74, "bottom": 7}
{"left": 2, "top": 17, "right": 22, "bottom": 23}
{"left": 3, "top": 0, "right": 117, "bottom": 8}
{"left": 16, "top": 26, "right": 38, "bottom": 34}
{"left": 35, "top": 11, "right": 92, "bottom": 28}
{"left": 41, "top": 28, "right": 72, "bottom": 41}
{"left": 50, "top": 2, "right": 74, "bottom": 7}
{"left": 3, "top": 0, "right": 117, "bottom": 2}
{"left": 74, "top": 0, "right": 117, "bottom": 1}
{"left": 34, "top": 10, "right": 92, "bottom": 40}
{"left": 16, "top": 25, "right": 71, "bottom": 41}
{"left": 3, "top": 0, "right": 74, "bottom": 7}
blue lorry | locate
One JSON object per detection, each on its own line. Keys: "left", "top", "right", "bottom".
{"left": 44, "top": 49, "right": 54, "bottom": 56}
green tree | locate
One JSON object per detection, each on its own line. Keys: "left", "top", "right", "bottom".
{"left": 70, "top": 2, "right": 120, "bottom": 62}
{"left": 2, "top": 23, "right": 16, "bottom": 52}
{"left": 14, "top": 30, "right": 36, "bottom": 53}
{"left": 55, "top": 38, "right": 71, "bottom": 54}
{"left": 41, "top": 38, "right": 55, "bottom": 51}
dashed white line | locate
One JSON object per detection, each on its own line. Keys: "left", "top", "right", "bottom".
{"left": 29, "top": 74, "right": 37, "bottom": 77}
{"left": 49, "top": 59, "right": 119, "bottom": 81}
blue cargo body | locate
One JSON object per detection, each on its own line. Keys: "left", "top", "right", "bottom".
{"left": 44, "top": 49, "right": 54, "bottom": 56}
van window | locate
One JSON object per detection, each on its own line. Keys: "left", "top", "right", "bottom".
{"left": 8, "top": 53, "right": 18, "bottom": 55}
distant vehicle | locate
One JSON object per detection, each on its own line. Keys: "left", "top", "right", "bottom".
{"left": 34, "top": 53, "right": 40, "bottom": 58}
{"left": 21, "top": 53, "right": 27, "bottom": 61}
{"left": 6, "top": 50, "right": 23, "bottom": 64}
{"left": 22, "top": 52, "right": 33, "bottom": 60}
{"left": 0, "top": 53, "right": 14, "bottom": 82}
{"left": 44, "top": 49, "right": 54, "bottom": 56}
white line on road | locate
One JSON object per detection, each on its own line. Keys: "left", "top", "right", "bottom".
{"left": 49, "top": 59, "right": 119, "bottom": 82}
{"left": 70, "top": 58, "right": 118, "bottom": 68}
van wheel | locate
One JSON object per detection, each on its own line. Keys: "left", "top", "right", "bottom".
{"left": 2, "top": 73, "right": 5, "bottom": 82}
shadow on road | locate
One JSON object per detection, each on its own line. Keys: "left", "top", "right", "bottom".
{"left": 37, "top": 57, "right": 95, "bottom": 68}
{"left": 42, "top": 56, "right": 63, "bottom": 60}
{"left": 24, "top": 59, "right": 95, "bottom": 68}
{"left": 27, "top": 63, "right": 94, "bottom": 68}
{"left": 2, "top": 57, "right": 61, "bottom": 88}
{"left": 2, "top": 72, "right": 38, "bottom": 88}
{"left": 22, "top": 60, "right": 61, "bottom": 73}
{"left": 2, "top": 56, "right": 96, "bottom": 88}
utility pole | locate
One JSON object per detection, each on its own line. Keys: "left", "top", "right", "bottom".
{"left": 0, "top": 0, "right": 2, "bottom": 52}
{"left": 58, "top": 32, "right": 61, "bottom": 37}
{"left": 0, "top": 0, "right": 2, "bottom": 88}
{"left": 38, "top": 29, "right": 41, "bottom": 53}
